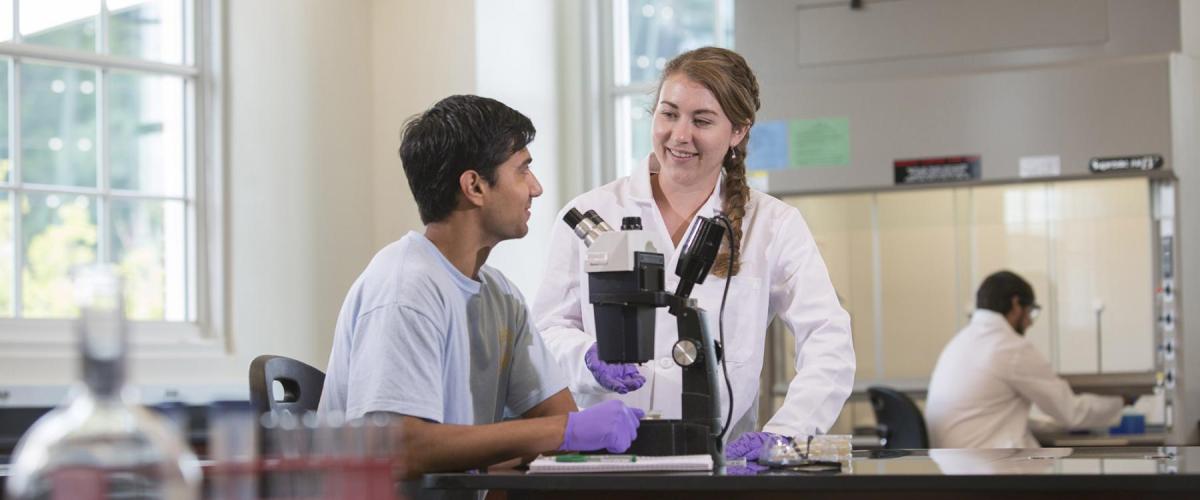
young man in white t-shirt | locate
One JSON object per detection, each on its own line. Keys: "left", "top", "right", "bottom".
{"left": 319, "top": 95, "right": 642, "bottom": 482}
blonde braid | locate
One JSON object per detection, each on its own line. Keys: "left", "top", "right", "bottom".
{"left": 712, "top": 142, "right": 750, "bottom": 278}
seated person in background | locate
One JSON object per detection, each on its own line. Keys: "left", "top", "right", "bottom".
{"left": 317, "top": 95, "right": 643, "bottom": 482}
{"left": 925, "top": 270, "right": 1128, "bottom": 448}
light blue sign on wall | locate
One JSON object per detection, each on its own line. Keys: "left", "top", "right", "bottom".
{"left": 748, "top": 118, "right": 851, "bottom": 170}
{"left": 746, "top": 121, "right": 790, "bottom": 170}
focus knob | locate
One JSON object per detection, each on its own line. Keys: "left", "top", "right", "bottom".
{"left": 672, "top": 339, "right": 701, "bottom": 367}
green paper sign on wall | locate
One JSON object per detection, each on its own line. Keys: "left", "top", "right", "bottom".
{"left": 790, "top": 117, "right": 850, "bottom": 167}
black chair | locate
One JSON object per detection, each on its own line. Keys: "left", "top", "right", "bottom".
{"left": 867, "top": 386, "right": 930, "bottom": 449}
{"left": 248, "top": 354, "right": 326, "bottom": 416}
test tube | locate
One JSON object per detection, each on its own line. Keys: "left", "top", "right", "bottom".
{"left": 208, "top": 400, "right": 258, "bottom": 500}
{"left": 314, "top": 412, "right": 346, "bottom": 498}
{"left": 363, "top": 413, "right": 401, "bottom": 498}
{"left": 299, "top": 411, "right": 321, "bottom": 497}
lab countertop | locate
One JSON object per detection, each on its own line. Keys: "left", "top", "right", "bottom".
{"left": 423, "top": 446, "right": 1200, "bottom": 499}
{"left": 1035, "top": 430, "right": 1168, "bottom": 447}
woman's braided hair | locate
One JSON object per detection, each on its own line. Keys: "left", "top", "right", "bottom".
{"left": 656, "top": 47, "right": 760, "bottom": 277}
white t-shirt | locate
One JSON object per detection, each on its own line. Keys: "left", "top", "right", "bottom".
{"left": 318, "top": 231, "right": 566, "bottom": 425}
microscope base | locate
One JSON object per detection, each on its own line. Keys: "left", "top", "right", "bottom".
{"left": 627, "top": 419, "right": 713, "bottom": 456}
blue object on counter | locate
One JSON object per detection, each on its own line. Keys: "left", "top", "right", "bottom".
{"left": 1109, "top": 413, "right": 1146, "bottom": 435}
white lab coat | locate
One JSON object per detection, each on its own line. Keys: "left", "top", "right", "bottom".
{"left": 532, "top": 157, "right": 855, "bottom": 438}
{"left": 925, "top": 309, "right": 1124, "bottom": 448}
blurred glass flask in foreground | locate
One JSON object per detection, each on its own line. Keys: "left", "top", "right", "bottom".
{"left": 5, "top": 266, "right": 201, "bottom": 500}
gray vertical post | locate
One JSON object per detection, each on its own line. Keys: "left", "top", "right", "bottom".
{"left": 1169, "top": 52, "right": 1199, "bottom": 445}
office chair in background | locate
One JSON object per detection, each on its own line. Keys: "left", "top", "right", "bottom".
{"left": 248, "top": 354, "right": 326, "bottom": 416}
{"left": 867, "top": 386, "right": 930, "bottom": 449}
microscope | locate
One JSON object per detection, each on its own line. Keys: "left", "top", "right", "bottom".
{"left": 563, "top": 208, "right": 727, "bottom": 467}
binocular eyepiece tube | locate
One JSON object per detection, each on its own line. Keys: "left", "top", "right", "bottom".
{"left": 563, "top": 208, "right": 612, "bottom": 247}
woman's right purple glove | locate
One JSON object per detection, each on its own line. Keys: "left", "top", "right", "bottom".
{"left": 559, "top": 400, "right": 645, "bottom": 453}
{"left": 585, "top": 343, "right": 646, "bottom": 394}
{"left": 725, "top": 431, "right": 780, "bottom": 461}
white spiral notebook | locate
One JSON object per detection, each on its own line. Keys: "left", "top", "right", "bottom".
{"left": 527, "top": 454, "right": 713, "bottom": 474}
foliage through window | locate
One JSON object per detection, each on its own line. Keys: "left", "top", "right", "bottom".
{"left": 0, "top": 0, "right": 199, "bottom": 322}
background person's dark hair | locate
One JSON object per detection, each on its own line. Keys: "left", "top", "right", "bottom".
{"left": 976, "top": 270, "right": 1035, "bottom": 315}
{"left": 398, "top": 95, "right": 536, "bottom": 224}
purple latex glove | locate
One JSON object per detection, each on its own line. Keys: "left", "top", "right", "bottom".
{"left": 726, "top": 431, "right": 780, "bottom": 461}
{"left": 584, "top": 343, "right": 646, "bottom": 394}
{"left": 559, "top": 400, "right": 645, "bottom": 453}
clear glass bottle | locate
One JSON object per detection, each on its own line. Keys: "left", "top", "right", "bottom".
{"left": 5, "top": 266, "right": 201, "bottom": 500}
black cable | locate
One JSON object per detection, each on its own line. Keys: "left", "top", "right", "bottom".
{"left": 714, "top": 215, "right": 737, "bottom": 442}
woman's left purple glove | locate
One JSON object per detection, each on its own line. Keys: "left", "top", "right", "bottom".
{"left": 584, "top": 343, "right": 646, "bottom": 394}
{"left": 725, "top": 431, "right": 780, "bottom": 461}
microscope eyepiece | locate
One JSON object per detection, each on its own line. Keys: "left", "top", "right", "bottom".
{"left": 584, "top": 210, "right": 614, "bottom": 232}
{"left": 563, "top": 208, "right": 586, "bottom": 229}
{"left": 563, "top": 207, "right": 609, "bottom": 247}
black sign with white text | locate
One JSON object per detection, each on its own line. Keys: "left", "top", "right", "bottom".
{"left": 894, "top": 155, "right": 981, "bottom": 185}
{"left": 1089, "top": 155, "right": 1163, "bottom": 173}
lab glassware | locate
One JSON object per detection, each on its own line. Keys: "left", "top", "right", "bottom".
{"left": 5, "top": 265, "right": 202, "bottom": 500}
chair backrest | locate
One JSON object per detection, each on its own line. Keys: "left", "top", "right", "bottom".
{"left": 248, "top": 355, "right": 326, "bottom": 416}
{"left": 867, "top": 386, "right": 930, "bottom": 449}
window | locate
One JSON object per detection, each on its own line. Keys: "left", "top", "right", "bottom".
{"left": 775, "top": 177, "right": 1158, "bottom": 433}
{"left": 595, "top": 0, "right": 734, "bottom": 184}
{"left": 0, "top": 0, "right": 221, "bottom": 346}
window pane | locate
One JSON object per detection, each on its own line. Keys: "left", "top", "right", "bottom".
{"left": 0, "top": 59, "right": 9, "bottom": 184}
{"left": 0, "top": 0, "right": 13, "bottom": 42}
{"left": 0, "top": 191, "right": 11, "bottom": 317}
{"left": 622, "top": 0, "right": 732, "bottom": 86}
{"left": 1052, "top": 178, "right": 1153, "bottom": 373}
{"left": 969, "top": 184, "right": 1053, "bottom": 360}
{"left": 111, "top": 198, "right": 186, "bottom": 321}
{"left": 108, "top": 0, "right": 186, "bottom": 64}
{"left": 616, "top": 93, "right": 654, "bottom": 178}
{"left": 784, "top": 193, "right": 876, "bottom": 380}
{"left": 19, "top": 0, "right": 99, "bottom": 52}
{"left": 108, "top": 71, "right": 186, "bottom": 196}
{"left": 20, "top": 62, "right": 98, "bottom": 188}
{"left": 21, "top": 193, "right": 98, "bottom": 318}
{"left": 877, "top": 189, "right": 960, "bottom": 379}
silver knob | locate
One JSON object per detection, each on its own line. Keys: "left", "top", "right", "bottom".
{"left": 672, "top": 339, "right": 701, "bottom": 367}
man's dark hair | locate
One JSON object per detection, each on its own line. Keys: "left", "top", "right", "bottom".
{"left": 976, "top": 270, "right": 1035, "bottom": 315}
{"left": 398, "top": 95, "right": 536, "bottom": 224}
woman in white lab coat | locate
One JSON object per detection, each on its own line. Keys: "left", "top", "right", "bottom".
{"left": 532, "top": 47, "right": 856, "bottom": 458}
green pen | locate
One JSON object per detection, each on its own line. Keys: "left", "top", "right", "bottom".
{"left": 555, "top": 454, "right": 637, "bottom": 463}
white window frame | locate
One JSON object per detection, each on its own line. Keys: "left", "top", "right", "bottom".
{"left": 586, "top": 0, "right": 734, "bottom": 187}
{"left": 0, "top": 0, "right": 225, "bottom": 356}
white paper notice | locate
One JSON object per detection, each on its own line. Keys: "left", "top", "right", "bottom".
{"left": 1019, "top": 155, "right": 1061, "bottom": 178}
{"left": 748, "top": 170, "right": 769, "bottom": 193}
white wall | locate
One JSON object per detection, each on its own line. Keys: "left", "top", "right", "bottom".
{"left": 223, "top": 0, "right": 376, "bottom": 380}
{"left": 209, "top": 0, "right": 482, "bottom": 385}
{"left": 371, "top": 0, "right": 477, "bottom": 249}
{"left": 475, "top": 0, "right": 563, "bottom": 300}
